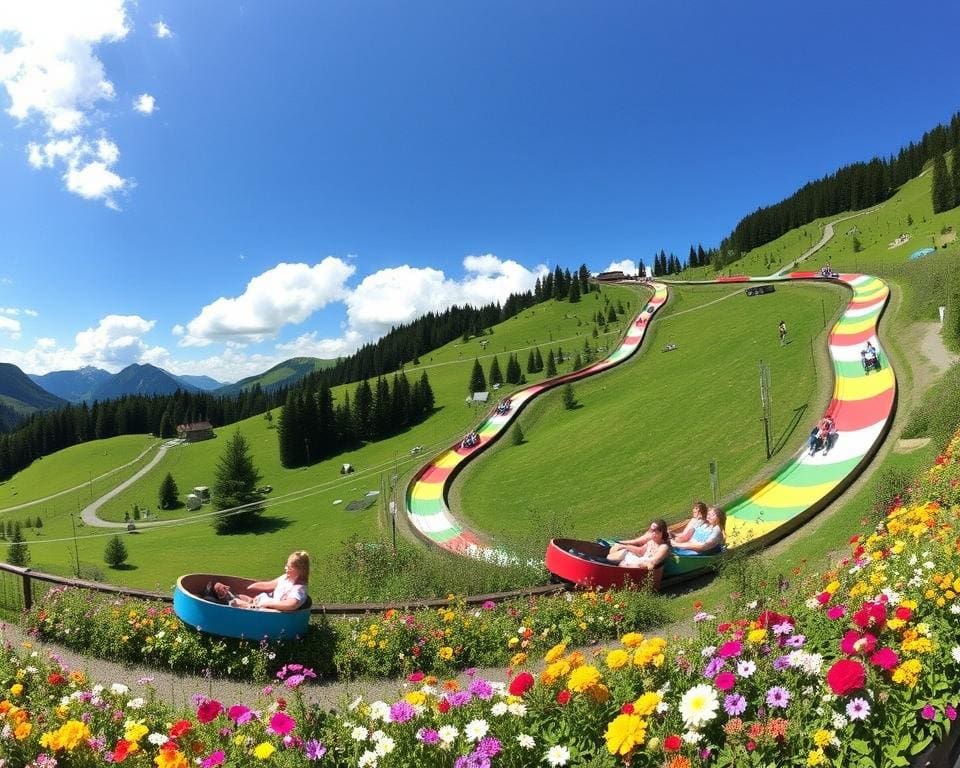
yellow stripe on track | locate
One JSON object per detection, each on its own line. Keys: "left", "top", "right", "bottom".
{"left": 434, "top": 451, "right": 462, "bottom": 469}
{"left": 747, "top": 478, "right": 838, "bottom": 509}
{"left": 833, "top": 315, "right": 880, "bottom": 335}
{"left": 725, "top": 517, "right": 778, "bottom": 547}
{"left": 835, "top": 368, "right": 895, "bottom": 400}
{"left": 410, "top": 482, "right": 444, "bottom": 501}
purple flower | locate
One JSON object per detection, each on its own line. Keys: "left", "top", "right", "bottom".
{"left": 772, "top": 655, "right": 791, "bottom": 671}
{"left": 448, "top": 691, "right": 473, "bottom": 708}
{"left": 703, "top": 657, "right": 725, "bottom": 679}
{"left": 921, "top": 704, "right": 937, "bottom": 721}
{"left": 724, "top": 693, "right": 747, "bottom": 716}
{"left": 785, "top": 635, "right": 806, "bottom": 648}
{"left": 418, "top": 728, "right": 440, "bottom": 745}
{"left": 304, "top": 739, "right": 326, "bottom": 760}
{"left": 847, "top": 698, "right": 870, "bottom": 721}
{"left": 772, "top": 621, "right": 793, "bottom": 636}
{"left": 468, "top": 679, "right": 494, "bottom": 700}
{"left": 476, "top": 737, "right": 502, "bottom": 758}
{"left": 766, "top": 686, "right": 791, "bottom": 709}
{"left": 285, "top": 674, "right": 305, "bottom": 688}
{"left": 390, "top": 700, "right": 416, "bottom": 724}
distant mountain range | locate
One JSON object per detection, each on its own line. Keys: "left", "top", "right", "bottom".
{"left": 29, "top": 365, "right": 113, "bottom": 403}
{"left": 215, "top": 357, "right": 338, "bottom": 396}
{"left": 0, "top": 362, "right": 68, "bottom": 431}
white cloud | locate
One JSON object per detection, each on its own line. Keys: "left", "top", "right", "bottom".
{"left": 0, "top": 0, "right": 131, "bottom": 206}
{"left": 0, "top": 306, "right": 37, "bottom": 316}
{"left": 133, "top": 93, "right": 155, "bottom": 115}
{"left": 0, "top": 316, "right": 21, "bottom": 337}
{"left": 178, "top": 258, "right": 356, "bottom": 347}
{"left": 603, "top": 260, "right": 637, "bottom": 275}
{"left": 276, "top": 329, "right": 364, "bottom": 360}
{"left": 0, "top": 313, "right": 168, "bottom": 373}
{"left": 152, "top": 20, "right": 172, "bottom": 39}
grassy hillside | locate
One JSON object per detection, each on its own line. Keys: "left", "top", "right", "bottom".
{"left": 12, "top": 286, "right": 646, "bottom": 594}
{"left": 216, "top": 357, "right": 339, "bottom": 396}
{"left": 456, "top": 282, "right": 843, "bottom": 549}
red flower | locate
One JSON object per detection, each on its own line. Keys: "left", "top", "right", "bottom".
{"left": 717, "top": 622, "right": 732, "bottom": 633}
{"left": 170, "top": 720, "right": 192, "bottom": 738}
{"left": 47, "top": 672, "right": 65, "bottom": 686}
{"left": 196, "top": 700, "right": 223, "bottom": 724}
{"left": 746, "top": 740, "right": 756, "bottom": 752}
{"left": 620, "top": 703, "right": 634, "bottom": 715}
{"left": 826, "top": 659, "right": 866, "bottom": 696}
{"left": 840, "top": 630, "right": 876, "bottom": 656}
{"left": 112, "top": 739, "right": 132, "bottom": 763}
{"left": 852, "top": 601, "right": 887, "bottom": 630}
{"left": 870, "top": 647, "right": 899, "bottom": 671}
{"left": 437, "top": 699, "right": 451, "bottom": 714}
{"left": 664, "top": 735, "right": 682, "bottom": 752}
{"left": 756, "top": 611, "right": 793, "bottom": 628}
{"left": 556, "top": 690, "right": 570, "bottom": 706}
{"left": 508, "top": 672, "right": 534, "bottom": 697}
{"left": 895, "top": 606, "right": 912, "bottom": 621}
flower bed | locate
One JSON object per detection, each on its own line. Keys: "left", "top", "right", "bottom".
{"left": 24, "top": 583, "right": 666, "bottom": 682}
{"left": 4, "top": 431, "right": 960, "bottom": 766}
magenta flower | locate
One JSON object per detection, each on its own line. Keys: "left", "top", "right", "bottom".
{"left": 921, "top": 704, "right": 937, "bottom": 721}
{"left": 202, "top": 751, "right": 226, "bottom": 768}
{"left": 390, "top": 700, "right": 416, "bottom": 723}
{"left": 418, "top": 728, "right": 440, "bottom": 744}
{"left": 826, "top": 605, "right": 847, "bottom": 620}
{"left": 717, "top": 640, "right": 742, "bottom": 658}
{"left": 228, "top": 704, "right": 255, "bottom": 725}
{"left": 948, "top": 705, "right": 957, "bottom": 721}
{"left": 481, "top": 600, "right": 496, "bottom": 610}
{"left": 715, "top": 671, "right": 736, "bottom": 691}
{"left": 269, "top": 711, "right": 296, "bottom": 735}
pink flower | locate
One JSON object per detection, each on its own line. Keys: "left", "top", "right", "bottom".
{"left": 481, "top": 600, "right": 496, "bottom": 610}
{"left": 840, "top": 630, "right": 876, "bottom": 656}
{"left": 826, "top": 605, "right": 847, "bottom": 620}
{"left": 717, "top": 641, "right": 742, "bottom": 658}
{"left": 715, "top": 671, "right": 736, "bottom": 691}
{"left": 869, "top": 647, "right": 899, "bottom": 671}
{"left": 202, "top": 751, "right": 226, "bottom": 768}
{"left": 269, "top": 711, "right": 296, "bottom": 736}
{"left": 228, "top": 705, "right": 254, "bottom": 725}
{"left": 196, "top": 699, "right": 223, "bottom": 724}
{"left": 407, "top": 671, "right": 425, "bottom": 683}
{"left": 921, "top": 704, "right": 936, "bottom": 720}
{"left": 947, "top": 706, "right": 957, "bottom": 721}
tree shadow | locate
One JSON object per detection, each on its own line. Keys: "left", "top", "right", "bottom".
{"left": 771, "top": 404, "right": 808, "bottom": 456}
{"left": 238, "top": 514, "right": 293, "bottom": 536}
{"left": 110, "top": 563, "right": 139, "bottom": 571}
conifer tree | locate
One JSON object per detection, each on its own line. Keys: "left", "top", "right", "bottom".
{"left": 607, "top": 305, "right": 617, "bottom": 323}
{"left": 104, "top": 534, "right": 129, "bottom": 568}
{"left": 952, "top": 148, "right": 960, "bottom": 208}
{"left": 546, "top": 350, "right": 557, "bottom": 377}
{"left": 568, "top": 279, "right": 580, "bottom": 303}
{"left": 158, "top": 472, "right": 179, "bottom": 510}
{"left": 562, "top": 383, "right": 576, "bottom": 410}
{"left": 932, "top": 152, "right": 953, "bottom": 213}
{"left": 512, "top": 422, "right": 525, "bottom": 445}
{"left": 211, "top": 432, "right": 264, "bottom": 534}
{"left": 534, "top": 347, "right": 544, "bottom": 372}
{"left": 7, "top": 523, "right": 28, "bottom": 567}
{"left": 35, "top": 516, "right": 42, "bottom": 529}
{"left": 353, "top": 379, "right": 374, "bottom": 440}
{"left": 419, "top": 371, "right": 435, "bottom": 412}
{"left": 578, "top": 264, "right": 590, "bottom": 295}
{"left": 488, "top": 356, "right": 504, "bottom": 386}
{"left": 468, "top": 358, "right": 487, "bottom": 393}
{"left": 373, "top": 377, "right": 392, "bottom": 437}
{"left": 278, "top": 390, "right": 305, "bottom": 468}
{"left": 526, "top": 350, "right": 537, "bottom": 374}
{"left": 505, "top": 354, "right": 521, "bottom": 384}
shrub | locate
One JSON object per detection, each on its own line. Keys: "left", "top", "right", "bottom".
{"left": 103, "top": 534, "right": 128, "bottom": 568}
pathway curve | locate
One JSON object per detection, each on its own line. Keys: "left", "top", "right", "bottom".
{"left": 80, "top": 440, "right": 181, "bottom": 527}
{"left": 772, "top": 206, "right": 883, "bottom": 277}
{"left": 0, "top": 440, "right": 161, "bottom": 515}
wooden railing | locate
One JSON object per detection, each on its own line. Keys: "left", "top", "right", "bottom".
{"left": 0, "top": 562, "right": 562, "bottom": 616}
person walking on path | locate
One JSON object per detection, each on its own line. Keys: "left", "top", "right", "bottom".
{"left": 778, "top": 320, "right": 788, "bottom": 346}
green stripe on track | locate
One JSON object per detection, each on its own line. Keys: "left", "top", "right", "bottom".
{"left": 727, "top": 499, "right": 807, "bottom": 524}
{"left": 770, "top": 456, "right": 861, "bottom": 487}
{"left": 833, "top": 358, "right": 885, "bottom": 378}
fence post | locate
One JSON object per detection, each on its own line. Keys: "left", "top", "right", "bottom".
{"left": 22, "top": 569, "right": 32, "bottom": 611}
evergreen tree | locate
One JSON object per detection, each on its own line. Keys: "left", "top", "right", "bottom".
{"left": 488, "top": 356, "right": 504, "bottom": 386}
{"left": 578, "top": 264, "right": 590, "bottom": 295}
{"left": 211, "top": 432, "right": 264, "bottom": 534}
{"left": 505, "top": 354, "right": 522, "bottom": 384}
{"left": 158, "top": 472, "right": 179, "bottom": 510}
{"left": 512, "top": 422, "right": 525, "bottom": 445}
{"left": 534, "top": 347, "right": 544, "bottom": 372}
{"left": 468, "top": 358, "right": 487, "bottom": 393}
{"left": 277, "top": 390, "right": 305, "bottom": 468}
{"left": 552, "top": 265, "right": 564, "bottom": 299}
{"left": 562, "top": 383, "right": 576, "bottom": 410}
{"left": 419, "top": 371, "right": 435, "bottom": 412}
{"left": 952, "top": 148, "right": 960, "bottom": 208}
{"left": 607, "top": 305, "right": 618, "bottom": 323}
{"left": 104, "top": 534, "right": 129, "bottom": 568}
{"left": 689, "top": 245, "right": 697, "bottom": 269}
{"left": 567, "top": 278, "right": 580, "bottom": 303}
{"left": 35, "top": 516, "right": 42, "bottom": 529}
{"left": 7, "top": 523, "right": 28, "bottom": 567}
{"left": 697, "top": 244, "right": 707, "bottom": 267}
{"left": 571, "top": 352, "right": 582, "bottom": 370}
{"left": 852, "top": 236, "right": 863, "bottom": 253}
{"left": 526, "top": 349, "right": 537, "bottom": 374}
{"left": 932, "top": 152, "right": 952, "bottom": 213}
{"left": 353, "top": 379, "right": 374, "bottom": 440}
{"left": 546, "top": 350, "right": 557, "bottom": 377}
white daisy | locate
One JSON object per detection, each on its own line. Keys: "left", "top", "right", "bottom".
{"left": 438, "top": 725, "right": 459, "bottom": 744}
{"left": 678, "top": 684, "right": 719, "bottom": 728}
{"left": 351, "top": 726, "right": 369, "bottom": 741}
{"left": 517, "top": 733, "right": 535, "bottom": 749}
{"left": 546, "top": 745, "right": 571, "bottom": 766}
{"left": 464, "top": 719, "right": 489, "bottom": 742}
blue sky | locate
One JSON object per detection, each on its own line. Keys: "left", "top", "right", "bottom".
{"left": 1, "top": 1, "right": 958, "bottom": 381}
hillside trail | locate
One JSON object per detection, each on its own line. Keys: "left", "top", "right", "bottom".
{"left": 0, "top": 440, "right": 161, "bottom": 515}
{"left": 772, "top": 205, "right": 883, "bottom": 277}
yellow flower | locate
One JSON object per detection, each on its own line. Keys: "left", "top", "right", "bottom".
{"left": 510, "top": 652, "right": 528, "bottom": 667}
{"left": 14, "top": 721, "right": 32, "bottom": 740}
{"left": 892, "top": 658, "right": 922, "bottom": 688}
{"left": 807, "top": 748, "right": 827, "bottom": 766}
{"left": 125, "top": 722, "right": 149, "bottom": 742}
{"left": 438, "top": 646, "right": 454, "bottom": 661}
{"left": 605, "top": 713, "right": 647, "bottom": 756}
{"left": 633, "top": 637, "right": 666, "bottom": 667}
{"left": 253, "top": 742, "right": 276, "bottom": 760}
{"left": 824, "top": 580, "right": 840, "bottom": 595}
{"left": 9, "top": 683, "right": 23, "bottom": 697}
{"left": 154, "top": 749, "right": 189, "bottom": 768}
{"left": 606, "top": 649, "right": 630, "bottom": 669}
{"left": 545, "top": 643, "right": 567, "bottom": 663}
{"left": 620, "top": 632, "right": 644, "bottom": 648}
{"left": 633, "top": 692, "right": 661, "bottom": 717}
{"left": 567, "top": 665, "right": 601, "bottom": 693}
{"left": 747, "top": 628, "right": 767, "bottom": 644}
{"left": 39, "top": 719, "right": 91, "bottom": 752}
{"left": 812, "top": 729, "right": 833, "bottom": 748}
{"left": 404, "top": 691, "right": 426, "bottom": 707}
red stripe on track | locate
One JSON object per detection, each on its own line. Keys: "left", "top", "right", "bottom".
{"left": 624, "top": 334, "right": 642, "bottom": 345}
{"left": 829, "top": 326, "right": 876, "bottom": 346}
{"left": 717, "top": 276, "right": 750, "bottom": 282}
{"left": 788, "top": 271, "right": 819, "bottom": 279}
{"left": 829, "top": 389, "right": 895, "bottom": 431}
{"left": 848, "top": 295, "right": 886, "bottom": 310}
{"left": 420, "top": 466, "right": 452, "bottom": 484}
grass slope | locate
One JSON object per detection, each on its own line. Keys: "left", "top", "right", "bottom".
{"left": 456, "top": 282, "right": 843, "bottom": 550}
{"left": 13, "top": 286, "right": 645, "bottom": 594}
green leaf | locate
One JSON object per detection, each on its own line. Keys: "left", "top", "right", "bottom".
{"left": 850, "top": 739, "right": 871, "bottom": 755}
{"left": 909, "top": 735, "right": 934, "bottom": 756}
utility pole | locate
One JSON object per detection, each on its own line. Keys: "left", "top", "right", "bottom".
{"left": 759, "top": 360, "right": 773, "bottom": 459}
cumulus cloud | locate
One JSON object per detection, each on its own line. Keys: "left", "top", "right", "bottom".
{"left": 0, "top": 313, "right": 168, "bottom": 373}
{"left": 152, "top": 20, "right": 172, "bottom": 39}
{"left": 178, "top": 258, "right": 356, "bottom": 347}
{"left": 133, "top": 93, "right": 155, "bottom": 115}
{"left": 0, "top": 306, "right": 37, "bottom": 317}
{"left": 0, "top": 316, "right": 21, "bottom": 337}
{"left": 602, "top": 260, "right": 637, "bottom": 275}
{"left": 0, "top": 0, "right": 132, "bottom": 207}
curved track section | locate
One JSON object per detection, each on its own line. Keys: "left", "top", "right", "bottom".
{"left": 406, "top": 282, "right": 669, "bottom": 556}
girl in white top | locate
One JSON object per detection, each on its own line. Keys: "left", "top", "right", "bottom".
{"left": 215, "top": 551, "right": 310, "bottom": 611}
{"left": 606, "top": 519, "right": 670, "bottom": 569}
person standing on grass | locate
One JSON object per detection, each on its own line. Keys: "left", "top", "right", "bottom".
{"left": 778, "top": 320, "right": 788, "bottom": 346}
